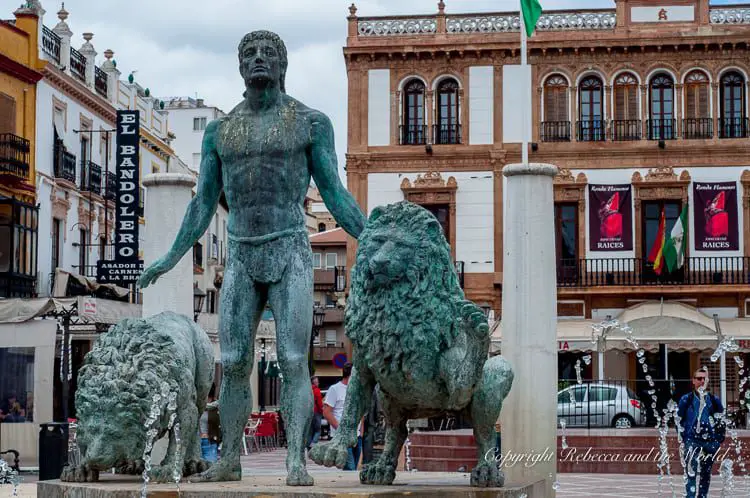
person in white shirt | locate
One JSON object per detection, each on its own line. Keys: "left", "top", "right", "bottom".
{"left": 322, "top": 363, "right": 362, "bottom": 470}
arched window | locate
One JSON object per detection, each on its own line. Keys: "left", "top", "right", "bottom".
{"left": 683, "top": 70, "right": 711, "bottom": 139}
{"left": 317, "top": 223, "right": 326, "bottom": 233}
{"left": 435, "top": 78, "right": 460, "bottom": 144}
{"left": 401, "top": 79, "right": 426, "bottom": 145}
{"left": 578, "top": 76, "right": 604, "bottom": 141}
{"left": 542, "top": 75, "right": 570, "bottom": 141}
{"left": 612, "top": 72, "right": 639, "bottom": 140}
{"left": 720, "top": 71, "right": 747, "bottom": 138}
{"left": 649, "top": 73, "right": 675, "bottom": 140}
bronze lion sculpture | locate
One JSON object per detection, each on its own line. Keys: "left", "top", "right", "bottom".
{"left": 61, "top": 311, "right": 214, "bottom": 483}
{"left": 311, "top": 201, "right": 514, "bottom": 487}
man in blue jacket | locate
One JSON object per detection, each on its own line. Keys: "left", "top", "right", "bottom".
{"left": 677, "top": 367, "right": 726, "bottom": 498}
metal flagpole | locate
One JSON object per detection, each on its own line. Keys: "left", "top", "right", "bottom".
{"left": 520, "top": 1, "right": 529, "bottom": 166}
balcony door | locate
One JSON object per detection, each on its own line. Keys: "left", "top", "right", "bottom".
{"left": 578, "top": 76, "right": 604, "bottom": 141}
{"left": 0, "top": 93, "right": 15, "bottom": 134}
{"left": 642, "top": 201, "right": 683, "bottom": 281}
{"left": 649, "top": 74, "right": 675, "bottom": 139}
{"left": 555, "top": 203, "right": 578, "bottom": 283}
{"left": 423, "top": 204, "right": 451, "bottom": 245}
{"left": 720, "top": 71, "right": 747, "bottom": 138}
{"left": 402, "top": 79, "right": 426, "bottom": 145}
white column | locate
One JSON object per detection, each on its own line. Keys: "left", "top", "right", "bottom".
{"left": 501, "top": 162, "right": 558, "bottom": 496}
{"left": 141, "top": 173, "right": 195, "bottom": 318}
{"left": 598, "top": 350, "right": 605, "bottom": 380}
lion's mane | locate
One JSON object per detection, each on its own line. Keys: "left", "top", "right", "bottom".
{"left": 75, "top": 318, "right": 178, "bottom": 452}
{"left": 346, "top": 201, "right": 464, "bottom": 379}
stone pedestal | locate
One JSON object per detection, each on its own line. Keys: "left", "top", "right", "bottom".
{"left": 500, "top": 163, "right": 558, "bottom": 497}
{"left": 141, "top": 173, "right": 195, "bottom": 319}
{"left": 38, "top": 472, "right": 545, "bottom": 497}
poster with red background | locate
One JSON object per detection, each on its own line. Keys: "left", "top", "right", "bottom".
{"left": 693, "top": 182, "right": 739, "bottom": 251}
{"left": 589, "top": 184, "right": 633, "bottom": 251}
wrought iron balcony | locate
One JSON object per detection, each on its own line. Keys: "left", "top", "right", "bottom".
{"left": 433, "top": 123, "right": 461, "bottom": 144}
{"left": 577, "top": 120, "right": 607, "bottom": 142}
{"left": 313, "top": 266, "right": 347, "bottom": 291}
{"left": 70, "top": 47, "right": 87, "bottom": 83}
{"left": 53, "top": 140, "right": 76, "bottom": 183}
{"left": 611, "top": 120, "right": 641, "bottom": 141}
{"left": 0, "top": 133, "right": 30, "bottom": 180}
{"left": 646, "top": 118, "right": 676, "bottom": 140}
{"left": 80, "top": 160, "right": 102, "bottom": 195}
{"left": 455, "top": 260, "right": 465, "bottom": 289}
{"left": 557, "top": 257, "right": 750, "bottom": 287}
{"left": 104, "top": 171, "right": 116, "bottom": 201}
{"left": 718, "top": 117, "right": 749, "bottom": 139}
{"left": 683, "top": 118, "right": 713, "bottom": 139}
{"left": 312, "top": 345, "right": 346, "bottom": 361}
{"left": 42, "top": 25, "right": 61, "bottom": 63}
{"left": 541, "top": 121, "right": 571, "bottom": 142}
{"left": 94, "top": 66, "right": 108, "bottom": 98}
{"left": 400, "top": 124, "right": 427, "bottom": 145}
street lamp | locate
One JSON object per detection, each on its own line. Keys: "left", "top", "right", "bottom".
{"left": 309, "top": 307, "right": 326, "bottom": 376}
{"left": 193, "top": 286, "right": 206, "bottom": 322}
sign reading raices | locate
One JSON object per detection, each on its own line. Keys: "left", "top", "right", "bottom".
{"left": 97, "top": 110, "right": 143, "bottom": 283}
{"left": 588, "top": 184, "right": 633, "bottom": 251}
{"left": 693, "top": 182, "right": 739, "bottom": 251}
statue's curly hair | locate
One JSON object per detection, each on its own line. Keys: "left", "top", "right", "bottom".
{"left": 346, "top": 201, "right": 464, "bottom": 379}
{"left": 238, "top": 30, "right": 288, "bottom": 93}
{"left": 74, "top": 318, "right": 178, "bottom": 453}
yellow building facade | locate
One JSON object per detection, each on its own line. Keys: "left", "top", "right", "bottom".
{"left": 0, "top": 4, "right": 44, "bottom": 202}
{"left": 0, "top": 4, "right": 44, "bottom": 297}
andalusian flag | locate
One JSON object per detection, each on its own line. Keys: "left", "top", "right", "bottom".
{"left": 648, "top": 209, "right": 667, "bottom": 275}
{"left": 664, "top": 205, "right": 688, "bottom": 273}
{"left": 521, "top": 0, "right": 543, "bottom": 37}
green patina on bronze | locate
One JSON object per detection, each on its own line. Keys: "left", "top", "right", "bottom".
{"left": 138, "top": 30, "right": 365, "bottom": 485}
{"left": 61, "top": 312, "right": 215, "bottom": 483}
{"left": 310, "top": 202, "right": 514, "bottom": 488}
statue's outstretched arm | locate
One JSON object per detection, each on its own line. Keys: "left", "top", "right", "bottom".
{"left": 309, "top": 112, "right": 366, "bottom": 238}
{"left": 138, "top": 120, "right": 223, "bottom": 289}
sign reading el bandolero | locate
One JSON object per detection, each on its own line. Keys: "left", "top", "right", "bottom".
{"left": 693, "top": 182, "right": 739, "bottom": 251}
{"left": 589, "top": 184, "right": 633, "bottom": 251}
{"left": 97, "top": 110, "right": 144, "bottom": 283}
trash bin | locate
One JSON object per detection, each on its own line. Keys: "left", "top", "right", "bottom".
{"left": 38, "top": 423, "right": 68, "bottom": 481}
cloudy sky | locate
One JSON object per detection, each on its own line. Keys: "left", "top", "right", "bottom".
{"left": 45, "top": 0, "right": 737, "bottom": 175}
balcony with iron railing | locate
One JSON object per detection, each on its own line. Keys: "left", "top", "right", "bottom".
{"left": 94, "top": 66, "right": 108, "bottom": 98}
{"left": 70, "top": 47, "right": 87, "bottom": 83}
{"left": 80, "top": 160, "right": 102, "bottom": 195}
{"left": 557, "top": 257, "right": 750, "bottom": 288}
{"left": 719, "top": 117, "right": 749, "bottom": 139}
{"left": 682, "top": 118, "right": 713, "bottom": 139}
{"left": 0, "top": 133, "right": 30, "bottom": 180}
{"left": 400, "top": 124, "right": 427, "bottom": 145}
{"left": 41, "top": 25, "right": 61, "bottom": 63}
{"left": 577, "top": 120, "right": 606, "bottom": 142}
{"left": 541, "top": 121, "right": 571, "bottom": 142}
{"left": 313, "top": 266, "right": 347, "bottom": 292}
{"left": 610, "top": 120, "right": 642, "bottom": 141}
{"left": 53, "top": 140, "right": 76, "bottom": 183}
{"left": 433, "top": 123, "right": 461, "bottom": 144}
{"left": 312, "top": 344, "right": 346, "bottom": 361}
{"left": 104, "top": 171, "right": 116, "bottom": 201}
{"left": 646, "top": 119, "right": 677, "bottom": 140}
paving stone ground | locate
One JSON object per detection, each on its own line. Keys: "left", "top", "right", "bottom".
{"left": 3, "top": 448, "right": 747, "bottom": 497}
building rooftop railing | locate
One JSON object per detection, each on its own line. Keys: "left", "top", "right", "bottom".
{"left": 355, "top": 5, "right": 750, "bottom": 37}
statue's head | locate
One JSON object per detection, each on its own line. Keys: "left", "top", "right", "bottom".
{"left": 238, "top": 30, "right": 288, "bottom": 93}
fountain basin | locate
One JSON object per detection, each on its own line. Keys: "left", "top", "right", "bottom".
{"left": 38, "top": 472, "right": 544, "bottom": 497}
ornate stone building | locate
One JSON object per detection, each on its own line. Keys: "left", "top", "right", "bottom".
{"left": 344, "top": 0, "right": 750, "bottom": 401}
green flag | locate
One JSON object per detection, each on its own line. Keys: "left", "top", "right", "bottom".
{"left": 521, "top": 0, "right": 543, "bottom": 37}
{"left": 663, "top": 205, "right": 688, "bottom": 273}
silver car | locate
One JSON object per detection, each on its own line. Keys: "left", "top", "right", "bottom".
{"left": 557, "top": 383, "right": 645, "bottom": 429}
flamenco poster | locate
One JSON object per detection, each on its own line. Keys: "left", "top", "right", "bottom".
{"left": 694, "top": 182, "right": 739, "bottom": 251}
{"left": 589, "top": 184, "right": 633, "bottom": 251}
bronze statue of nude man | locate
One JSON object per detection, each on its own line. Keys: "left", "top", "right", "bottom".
{"left": 139, "top": 30, "right": 365, "bottom": 485}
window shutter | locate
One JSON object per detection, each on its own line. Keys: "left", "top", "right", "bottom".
{"left": 545, "top": 88, "right": 567, "bottom": 122}
{"left": 627, "top": 86, "right": 638, "bottom": 120}
{"left": 0, "top": 93, "right": 16, "bottom": 135}
{"left": 686, "top": 86, "right": 697, "bottom": 119}
{"left": 698, "top": 84, "right": 709, "bottom": 118}
{"left": 615, "top": 87, "right": 626, "bottom": 120}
